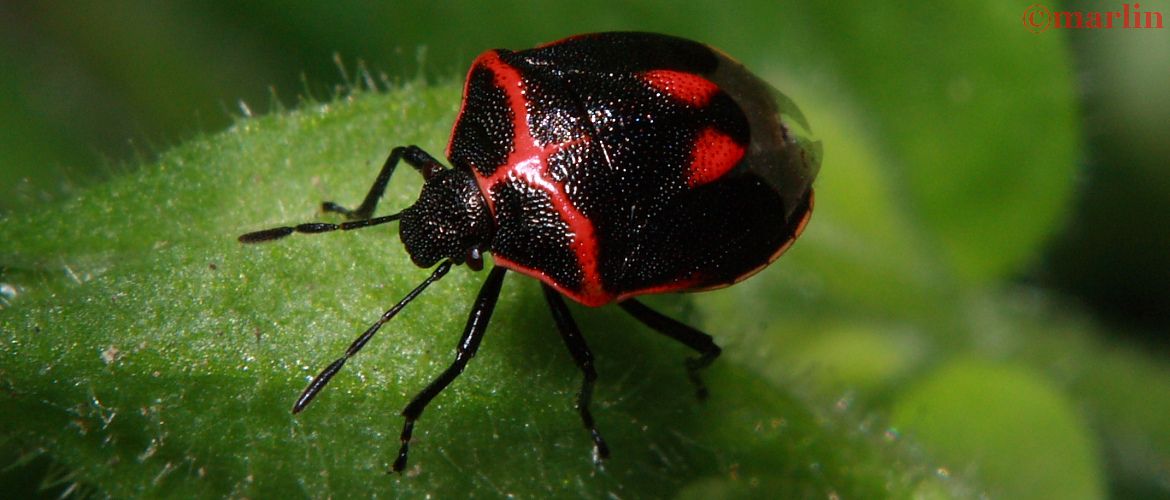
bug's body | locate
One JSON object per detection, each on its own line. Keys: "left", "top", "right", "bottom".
{"left": 432, "top": 33, "right": 818, "bottom": 306}
{"left": 240, "top": 32, "right": 820, "bottom": 473}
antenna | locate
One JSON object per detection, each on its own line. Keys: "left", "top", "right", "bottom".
{"left": 237, "top": 213, "right": 401, "bottom": 243}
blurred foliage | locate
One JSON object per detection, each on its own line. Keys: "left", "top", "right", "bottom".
{"left": 2, "top": 0, "right": 1169, "bottom": 498}
{"left": 1042, "top": 0, "right": 1170, "bottom": 334}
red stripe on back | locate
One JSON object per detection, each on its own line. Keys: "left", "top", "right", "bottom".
{"left": 470, "top": 51, "right": 612, "bottom": 305}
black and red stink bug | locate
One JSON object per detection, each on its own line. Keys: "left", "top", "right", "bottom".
{"left": 239, "top": 31, "right": 820, "bottom": 472}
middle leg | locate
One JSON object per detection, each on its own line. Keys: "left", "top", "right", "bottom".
{"left": 542, "top": 284, "right": 610, "bottom": 464}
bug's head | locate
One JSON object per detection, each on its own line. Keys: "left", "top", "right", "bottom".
{"left": 399, "top": 168, "right": 494, "bottom": 270}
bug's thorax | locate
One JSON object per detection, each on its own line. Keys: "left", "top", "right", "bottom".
{"left": 398, "top": 168, "right": 495, "bottom": 269}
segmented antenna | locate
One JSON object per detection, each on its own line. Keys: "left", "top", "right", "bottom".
{"left": 238, "top": 214, "right": 401, "bottom": 243}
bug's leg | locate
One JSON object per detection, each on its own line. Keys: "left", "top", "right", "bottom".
{"left": 323, "top": 145, "right": 445, "bottom": 220}
{"left": 292, "top": 260, "right": 453, "bottom": 413}
{"left": 618, "top": 299, "right": 722, "bottom": 400}
{"left": 541, "top": 284, "right": 610, "bottom": 464}
{"left": 393, "top": 266, "right": 507, "bottom": 473}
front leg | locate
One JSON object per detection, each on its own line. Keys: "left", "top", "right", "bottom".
{"left": 324, "top": 145, "right": 445, "bottom": 220}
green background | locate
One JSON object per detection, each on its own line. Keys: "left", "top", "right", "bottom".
{"left": 2, "top": 0, "right": 1168, "bottom": 498}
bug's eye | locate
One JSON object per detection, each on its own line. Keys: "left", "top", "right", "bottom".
{"left": 421, "top": 163, "right": 445, "bottom": 180}
{"left": 466, "top": 246, "right": 484, "bottom": 271}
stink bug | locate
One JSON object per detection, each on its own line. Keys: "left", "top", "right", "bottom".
{"left": 239, "top": 31, "right": 820, "bottom": 472}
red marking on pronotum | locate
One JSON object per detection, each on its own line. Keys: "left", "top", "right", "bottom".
{"left": 472, "top": 51, "right": 610, "bottom": 306}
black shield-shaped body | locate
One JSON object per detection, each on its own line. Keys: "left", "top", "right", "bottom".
{"left": 447, "top": 32, "right": 820, "bottom": 307}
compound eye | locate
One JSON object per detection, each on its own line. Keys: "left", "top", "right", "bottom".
{"left": 421, "top": 163, "right": 446, "bottom": 181}
{"left": 466, "top": 246, "right": 484, "bottom": 271}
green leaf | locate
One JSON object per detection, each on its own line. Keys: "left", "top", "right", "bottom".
{"left": 0, "top": 85, "right": 958, "bottom": 497}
